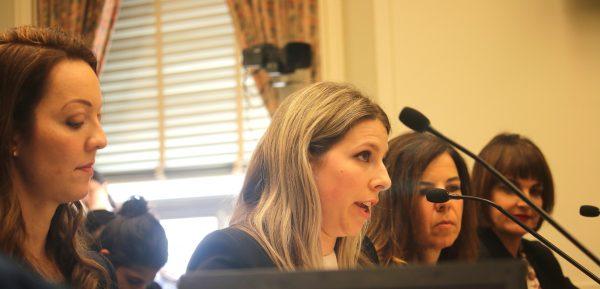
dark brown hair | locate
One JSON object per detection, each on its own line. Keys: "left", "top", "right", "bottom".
{"left": 367, "top": 132, "right": 478, "bottom": 265}
{"left": 99, "top": 197, "right": 168, "bottom": 270}
{"left": 0, "top": 26, "right": 109, "bottom": 289}
{"left": 471, "top": 133, "right": 554, "bottom": 230}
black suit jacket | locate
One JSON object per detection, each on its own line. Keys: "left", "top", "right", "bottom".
{"left": 0, "top": 251, "right": 117, "bottom": 289}
{"left": 478, "top": 228, "right": 577, "bottom": 289}
{"left": 187, "top": 227, "right": 379, "bottom": 271}
{"left": 187, "top": 227, "right": 274, "bottom": 271}
{"left": 0, "top": 254, "right": 62, "bottom": 289}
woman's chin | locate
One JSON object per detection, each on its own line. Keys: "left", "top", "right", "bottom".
{"left": 441, "top": 238, "right": 458, "bottom": 249}
{"left": 340, "top": 224, "right": 366, "bottom": 238}
{"left": 64, "top": 189, "right": 89, "bottom": 204}
{"left": 497, "top": 225, "right": 529, "bottom": 239}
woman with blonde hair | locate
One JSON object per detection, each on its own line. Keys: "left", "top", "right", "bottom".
{"left": 187, "top": 82, "right": 392, "bottom": 271}
{"left": 0, "top": 26, "right": 114, "bottom": 288}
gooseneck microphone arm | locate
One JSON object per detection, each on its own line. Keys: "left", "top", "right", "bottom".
{"left": 425, "top": 189, "right": 600, "bottom": 284}
{"left": 400, "top": 107, "right": 600, "bottom": 267}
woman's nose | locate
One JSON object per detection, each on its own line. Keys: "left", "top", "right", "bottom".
{"left": 87, "top": 123, "right": 107, "bottom": 151}
{"left": 435, "top": 202, "right": 449, "bottom": 212}
{"left": 373, "top": 162, "right": 392, "bottom": 192}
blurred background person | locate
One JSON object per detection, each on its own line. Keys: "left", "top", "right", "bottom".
{"left": 472, "top": 133, "right": 577, "bottom": 289}
{"left": 99, "top": 196, "right": 168, "bottom": 289}
{"left": 368, "top": 132, "right": 478, "bottom": 265}
{"left": 84, "top": 170, "right": 116, "bottom": 212}
{"left": 0, "top": 26, "right": 114, "bottom": 289}
{"left": 85, "top": 209, "right": 116, "bottom": 251}
{"left": 84, "top": 170, "right": 117, "bottom": 245}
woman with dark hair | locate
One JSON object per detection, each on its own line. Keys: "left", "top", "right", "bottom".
{"left": 473, "top": 133, "right": 576, "bottom": 289}
{"left": 0, "top": 26, "right": 113, "bottom": 289}
{"left": 99, "top": 197, "right": 168, "bottom": 289}
{"left": 368, "top": 132, "right": 478, "bottom": 265}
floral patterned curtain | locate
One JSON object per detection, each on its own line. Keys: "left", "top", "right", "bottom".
{"left": 37, "top": 0, "right": 121, "bottom": 74}
{"left": 226, "top": 0, "right": 319, "bottom": 115}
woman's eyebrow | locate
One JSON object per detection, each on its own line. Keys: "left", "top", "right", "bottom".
{"left": 354, "top": 141, "right": 382, "bottom": 151}
{"left": 62, "top": 98, "right": 92, "bottom": 110}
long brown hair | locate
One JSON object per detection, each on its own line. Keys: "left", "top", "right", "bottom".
{"left": 367, "top": 132, "right": 478, "bottom": 265}
{"left": 471, "top": 133, "right": 554, "bottom": 231}
{"left": 0, "top": 26, "right": 110, "bottom": 289}
{"left": 230, "top": 82, "right": 390, "bottom": 270}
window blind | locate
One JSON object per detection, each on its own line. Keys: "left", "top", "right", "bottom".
{"left": 97, "top": 0, "right": 269, "bottom": 179}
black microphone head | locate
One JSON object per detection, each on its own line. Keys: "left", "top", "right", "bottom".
{"left": 424, "top": 188, "right": 450, "bottom": 203}
{"left": 580, "top": 205, "right": 600, "bottom": 217}
{"left": 399, "top": 107, "right": 430, "bottom": 132}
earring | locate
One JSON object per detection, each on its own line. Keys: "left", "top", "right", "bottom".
{"left": 12, "top": 149, "right": 18, "bottom": 157}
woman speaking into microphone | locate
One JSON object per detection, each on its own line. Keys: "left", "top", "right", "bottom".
{"left": 187, "top": 82, "right": 391, "bottom": 271}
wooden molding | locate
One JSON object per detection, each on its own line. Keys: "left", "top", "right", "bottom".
{"left": 318, "top": 0, "right": 346, "bottom": 81}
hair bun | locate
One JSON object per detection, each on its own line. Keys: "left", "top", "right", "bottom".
{"left": 118, "top": 196, "right": 149, "bottom": 218}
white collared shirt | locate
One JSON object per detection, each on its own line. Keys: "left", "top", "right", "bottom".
{"left": 322, "top": 252, "right": 339, "bottom": 270}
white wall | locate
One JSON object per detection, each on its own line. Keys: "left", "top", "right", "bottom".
{"left": 321, "top": 0, "right": 600, "bottom": 288}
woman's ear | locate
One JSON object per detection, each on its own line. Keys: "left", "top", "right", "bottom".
{"left": 308, "top": 153, "right": 321, "bottom": 173}
{"left": 99, "top": 248, "right": 111, "bottom": 256}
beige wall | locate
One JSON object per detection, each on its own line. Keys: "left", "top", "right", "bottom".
{"left": 0, "top": 0, "right": 15, "bottom": 30}
{"left": 0, "top": 0, "right": 33, "bottom": 31}
{"left": 322, "top": 0, "right": 600, "bottom": 288}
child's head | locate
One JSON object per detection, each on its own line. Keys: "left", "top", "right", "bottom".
{"left": 100, "top": 196, "right": 168, "bottom": 289}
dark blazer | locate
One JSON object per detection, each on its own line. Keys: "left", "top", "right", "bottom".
{"left": 0, "top": 251, "right": 116, "bottom": 289}
{"left": 478, "top": 228, "right": 577, "bottom": 289}
{"left": 187, "top": 227, "right": 379, "bottom": 271}
{"left": 187, "top": 227, "right": 274, "bottom": 271}
{"left": 0, "top": 254, "right": 62, "bottom": 289}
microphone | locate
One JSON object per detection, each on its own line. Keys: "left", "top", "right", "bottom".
{"left": 424, "top": 188, "right": 451, "bottom": 203}
{"left": 399, "top": 107, "right": 600, "bottom": 268}
{"left": 399, "top": 107, "right": 430, "bottom": 133}
{"left": 423, "top": 189, "right": 600, "bottom": 284}
{"left": 580, "top": 205, "right": 600, "bottom": 217}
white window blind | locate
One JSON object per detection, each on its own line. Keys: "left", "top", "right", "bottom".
{"left": 97, "top": 0, "right": 270, "bottom": 179}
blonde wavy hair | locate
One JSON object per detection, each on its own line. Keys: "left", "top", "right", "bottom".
{"left": 0, "top": 26, "right": 110, "bottom": 289}
{"left": 230, "top": 82, "right": 390, "bottom": 270}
